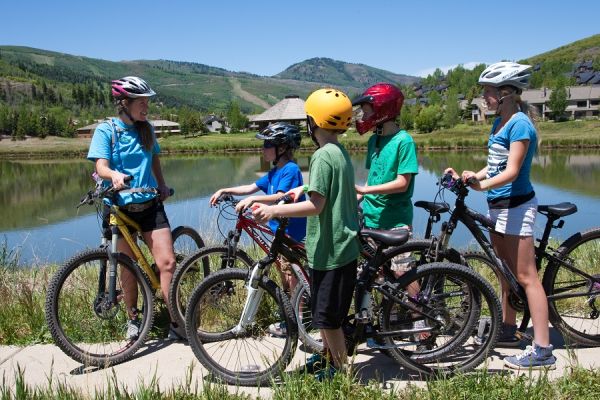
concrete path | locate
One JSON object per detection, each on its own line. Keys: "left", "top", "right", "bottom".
{"left": 1, "top": 328, "right": 599, "bottom": 398}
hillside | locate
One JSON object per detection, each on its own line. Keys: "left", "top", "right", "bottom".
{"left": 275, "top": 57, "right": 420, "bottom": 88}
{"left": 0, "top": 46, "right": 420, "bottom": 114}
{"left": 521, "top": 34, "right": 600, "bottom": 66}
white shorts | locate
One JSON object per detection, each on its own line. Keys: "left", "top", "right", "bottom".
{"left": 488, "top": 197, "right": 537, "bottom": 237}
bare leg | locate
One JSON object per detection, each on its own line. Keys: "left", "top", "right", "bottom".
{"left": 320, "top": 328, "right": 347, "bottom": 369}
{"left": 143, "top": 227, "right": 176, "bottom": 319}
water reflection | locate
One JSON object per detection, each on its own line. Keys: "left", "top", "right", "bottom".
{"left": 2, "top": 150, "right": 600, "bottom": 265}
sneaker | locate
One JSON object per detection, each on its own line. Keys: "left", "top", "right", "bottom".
{"left": 497, "top": 323, "right": 521, "bottom": 348}
{"left": 413, "top": 319, "right": 427, "bottom": 342}
{"left": 314, "top": 364, "right": 337, "bottom": 381}
{"left": 504, "top": 343, "right": 557, "bottom": 370}
{"left": 167, "top": 322, "right": 186, "bottom": 341}
{"left": 267, "top": 322, "right": 287, "bottom": 338}
{"left": 126, "top": 319, "right": 141, "bottom": 341}
{"left": 302, "top": 353, "right": 326, "bottom": 374}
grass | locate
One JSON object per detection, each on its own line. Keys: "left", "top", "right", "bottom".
{"left": 1, "top": 119, "right": 600, "bottom": 159}
{"left": 1, "top": 364, "right": 600, "bottom": 399}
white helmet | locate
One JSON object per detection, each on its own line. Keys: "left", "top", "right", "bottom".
{"left": 478, "top": 62, "right": 532, "bottom": 91}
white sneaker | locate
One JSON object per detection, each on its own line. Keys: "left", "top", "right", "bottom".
{"left": 126, "top": 319, "right": 141, "bottom": 341}
{"left": 167, "top": 323, "right": 186, "bottom": 341}
{"left": 267, "top": 322, "right": 287, "bottom": 337}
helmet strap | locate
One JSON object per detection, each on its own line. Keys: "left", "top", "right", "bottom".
{"left": 375, "top": 124, "right": 384, "bottom": 136}
{"left": 307, "top": 117, "right": 320, "bottom": 148}
{"left": 119, "top": 99, "right": 136, "bottom": 123}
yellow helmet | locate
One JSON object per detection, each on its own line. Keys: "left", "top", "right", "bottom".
{"left": 305, "top": 88, "right": 352, "bottom": 131}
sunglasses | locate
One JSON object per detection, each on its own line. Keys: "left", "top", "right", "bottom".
{"left": 263, "top": 141, "right": 277, "bottom": 149}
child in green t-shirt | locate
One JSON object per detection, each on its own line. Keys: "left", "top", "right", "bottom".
{"left": 353, "top": 83, "right": 424, "bottom": 338}
{"left": 252, "top": 88, "right": 360, "bottom": 379}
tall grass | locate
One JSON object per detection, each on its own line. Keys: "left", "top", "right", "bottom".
{"left": 1, "top": 365, "right": 599, "bottom": 399}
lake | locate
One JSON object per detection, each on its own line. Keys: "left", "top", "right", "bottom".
{"left": 1, "top": 149, "right": 600, "bottom": 265}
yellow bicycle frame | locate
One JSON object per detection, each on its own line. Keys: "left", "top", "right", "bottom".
{"left": 109, "top": 206, "right": 161, "bottom": 291}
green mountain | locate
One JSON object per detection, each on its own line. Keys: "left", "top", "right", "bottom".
{"left": 275, "top": 57, "right": 420, "bottom": 88}
{"left": 0, "top": 46, "right": 419, "bottom": 114}
{"left": 521, "top": 34, "right": 600, "bottom": 66}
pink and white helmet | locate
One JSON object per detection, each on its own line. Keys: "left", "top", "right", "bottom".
{"left": 478, "top": 62, "right": 532, "bottom": 90}
{"left": 111, "top": 76, "right": 156, "bottom": 98}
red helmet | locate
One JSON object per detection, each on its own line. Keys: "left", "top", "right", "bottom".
{"left": 352, "top": 83, "right": 404, "bottom": 134}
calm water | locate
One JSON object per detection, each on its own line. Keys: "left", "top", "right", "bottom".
{"left": 2, "top": 150, "right": 600, "bottom": 265}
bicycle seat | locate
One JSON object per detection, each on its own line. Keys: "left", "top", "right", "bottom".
{"left": 414, "top": 201, "right": 449, "bottom": 215}
{"left": 360, "top": 228, "right": 410, "bottom": 247}
{"left": 538, "top": 202, "right": 577, "bottom": 217}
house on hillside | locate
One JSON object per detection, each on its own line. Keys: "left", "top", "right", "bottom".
{"left": 248, "top": 95, "right": 306, "bottom": 130}
{"left": 203, "top": 115, "right": 230, "bottom": 133}
{"left": 76, "top": 118, "right": 181, "bottom": 137}
{"left": 521, "top": 85, "right": 600, "bottom": 120}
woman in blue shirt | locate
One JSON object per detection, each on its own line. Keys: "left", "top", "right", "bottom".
{"left": 445, "top": 62, "right": 555, "bottom": 369}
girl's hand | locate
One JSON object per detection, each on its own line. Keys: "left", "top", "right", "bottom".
{"left": 209, "top": 189, "right": 224, "bottom": 206}
{"left": 285, "top": 186, "right": 305, "bottom": 202}
{"left": 461, "top": 171, "right": 484, "bottom": 191}
{"left": 443, "top": 167, "right": 460, "bottom": 180}
{"left": 236, "top": 196, "right": 255, "bottom": 212}
{"left": 158, "top": 183, "right": 171, "bottom": 201}
{"left": 252, "top": 203, "right": 276, "bottom": 224}
{"left": 111, "top": 172, "right": 130, "bottom": 190}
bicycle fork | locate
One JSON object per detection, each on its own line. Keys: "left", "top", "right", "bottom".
{"left": 232, "top": 258, "right": 272, "bottom": 334}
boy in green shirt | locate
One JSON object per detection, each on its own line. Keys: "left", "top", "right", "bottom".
{"left": 252, "top": 88, "right": 360, "bottom": 379}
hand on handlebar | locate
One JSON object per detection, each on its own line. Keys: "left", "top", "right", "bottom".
{"left": 285, "top": 186, "right": 305, "bottom": 202}
{"left": 236, "top": 196, "right": 256, "bottom": 213}
{"left": 251, "top": 203, "right": 273, "bottom": 224}
{"left": 157, "top": 183, "right": 171, "bottom": 201}
{"left": 209, "top": 189, "right": 227, "bottom": 207}
{"left": 110, "top": 172, "right": 131, "bottom": 190}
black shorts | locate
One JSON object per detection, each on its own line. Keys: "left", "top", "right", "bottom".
{"left": 309, "top": 259, "right": 357, "bottom": 329}
{"left": 102, "top": 199, "right": 171, "bottom": 240}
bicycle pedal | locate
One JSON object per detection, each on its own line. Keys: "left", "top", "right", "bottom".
{"left": 515, "top": 330, "right": 533, "bottom": 342}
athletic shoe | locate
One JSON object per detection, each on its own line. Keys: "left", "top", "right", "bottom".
{"left": 497, "top": 323, "right": 522, "bottom": 348}
{"left": 314, "top": 364, "right": 337, "bottom": 381}
{"left": 302, "top": 353, "right": 326, "bottom": 374}
{"left": 126, "top": 319, "right": 141, "bottom": 341}
{"left": 267, "top": 321, "right": 287, "bottom": 337}
{"left": 167, "top": 323, "right": 186, "bottom": 341}
{"left": 504, "top": 343, "right": 557, "bottom": 370}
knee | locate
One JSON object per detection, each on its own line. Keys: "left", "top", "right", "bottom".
{"left": 157, "top": 255, "right": 176, "bottom": 274}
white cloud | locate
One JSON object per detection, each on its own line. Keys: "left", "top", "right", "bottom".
{"left": 415, "top": 61, "right": 487, "bottom": 78}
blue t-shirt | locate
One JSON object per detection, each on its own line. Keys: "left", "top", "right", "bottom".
{"left": 87, "top": 118, "right": 160, "bottom": 206}
{"left": 486, "top": 112, "right": 537, "bottom": 201}
{"left": 255, "top": 161, "right": 307, "bottom": 242}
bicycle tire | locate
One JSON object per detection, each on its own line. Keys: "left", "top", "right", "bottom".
{"left": 185, "top": 268, "right": 298, "bottom": 386}
{"left": 171, "top": 225, "right": 205, "bottom": 264}
{"left": 379, "top": 262, "right": 501, "bottom": 376}
{"left": 543, "top": 228, "right": 600, "bottom": 346}
{"left": 167, "top": 245, "right": 254, "bottom": 332}
{"left": 45, "top": 248, "right": 154, "bottom": 367}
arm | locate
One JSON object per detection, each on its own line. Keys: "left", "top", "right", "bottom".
{"left": 355, "top": 173, "right": 412, "bottom": 195}
{"left": 151, "top": 154, "right": 170, "bottom": 200}
{"left": 236, "top": 191, "right": 289, "bottom": 212}
{"left": 476, "top": 140, "right": 529, "bottom": 191}
{"left": 95, "top": 158, "right": 129, "bottom": 190}
{"left": 209, "top": 183, "right": 260, "bottom": 206}
{"left": 252, "top": 191, "right": 325, "bottom": 223}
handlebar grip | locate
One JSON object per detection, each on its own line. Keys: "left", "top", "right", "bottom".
{"left": 124, "top": 175, "right": 133, "bottom": 183}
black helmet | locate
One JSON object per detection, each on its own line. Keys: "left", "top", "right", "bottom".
{"left": 255, "top": 122, "right": 301, "bottom": 149}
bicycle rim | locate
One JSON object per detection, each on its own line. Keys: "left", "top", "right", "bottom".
{"left": 45, "top": 249, "right": 154, "bottom": 367}
{"left": 168, "top": 246, "right": 254, "bottom": 330}
{"left": 186, "top": 268, "right": 297, "bottom": 386}
{"left": 291, "top": 283, "right": 324, "bottom": 353}
{"left": 544, "top": 229, "right": 600, "bottom": 345}
{"left": 172, "top": 226, "right": 205, "bottom": 265}
{"left": 379, "top": 262, "right": 501, "bottom": 376}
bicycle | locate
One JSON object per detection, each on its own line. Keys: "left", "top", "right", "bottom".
{"left": 184, "top": 195, "right": 501, "bottom": 385}
{"left": 431, "top": 173, "right": 600, "bottom": 346}
{"left": 168, "top": 194, "right": 310, "bottom": 338}
{"left": 45, "top": 178, "right": 204, "bottom": 367}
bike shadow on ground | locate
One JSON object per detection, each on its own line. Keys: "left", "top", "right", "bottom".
{"left": 69, "top": 339, "right": 181, "bottom": 376}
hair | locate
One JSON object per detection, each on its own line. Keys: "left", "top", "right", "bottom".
{"left": 499, "top": 85, "right": 541, "bottom": 147}
{"left": 117, "top": 98, "right": 155, "bottom": 151}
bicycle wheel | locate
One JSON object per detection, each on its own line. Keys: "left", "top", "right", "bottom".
{"left": 379, "top": 262, "right": 501, "bottom": 376}
{"left": 291, "top": 281, "right": 323, "bottom": 353}
{"left": 543, "top": 228, "right": 600, "bottom": 346}
{"left": 185, "top": 268, "right": 297, "bottom": 386}
{"left": 171, "top": 225, "right": 205, "bottom": 264}
{"left": 167, "top": 245, "right": 254, "bottom": 332}
{"left": 45, "top": 249, "right": 154, "bottom": 367}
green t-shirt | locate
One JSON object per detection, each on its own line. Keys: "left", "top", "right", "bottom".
{"left": 363, "top": 130, "right": 419, "bottom": 229}
{"left": 305, "top": 143, "right": 361, "bottom": 271}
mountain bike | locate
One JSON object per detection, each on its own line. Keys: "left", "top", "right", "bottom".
{"left": 184, "top": 195, "right": 501, "bottom": 385}
{"left": 431, "top": 173, "right": 600, "bottom": 346}
{"left": 168, "top": 194, "right": 310, "bottom": 336}
{"left": 45, "top": 178, "right": 204, "bottom": 367}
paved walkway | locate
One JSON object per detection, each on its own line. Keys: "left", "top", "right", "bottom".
{"left": 1, "top": 328, "right": 599, "bottom": 398}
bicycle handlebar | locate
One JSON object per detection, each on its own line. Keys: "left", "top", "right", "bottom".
{"left": 78, "top": 175, "right": 174, "bottom": 208}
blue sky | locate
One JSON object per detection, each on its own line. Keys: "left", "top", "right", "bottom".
{"left": 2, "top": 1, "right": 599, "bottom": 77}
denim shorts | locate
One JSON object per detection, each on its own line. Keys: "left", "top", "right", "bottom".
{"left": 488, "top": 197, "right": 537, "bottom": 237}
